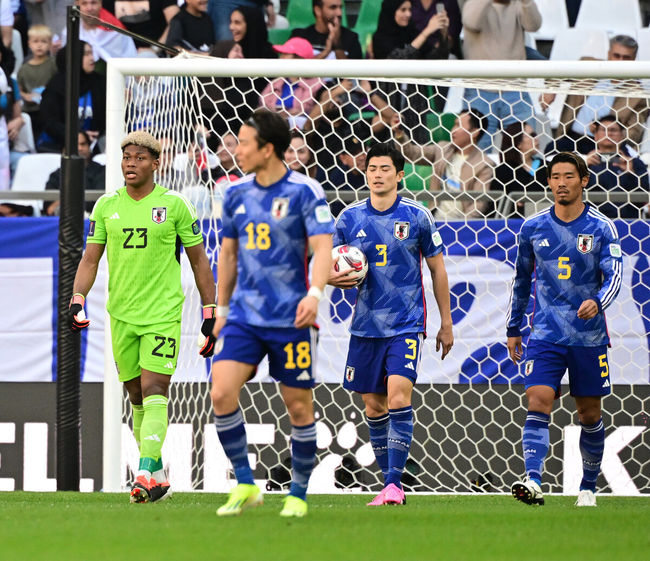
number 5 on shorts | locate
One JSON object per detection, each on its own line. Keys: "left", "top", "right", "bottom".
{"left": 598, "top": 354, "right": 609, "bottom": 378}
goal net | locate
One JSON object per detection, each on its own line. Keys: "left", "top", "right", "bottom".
{"left": 101, "top": 57, "right": 650, "bottom": 495}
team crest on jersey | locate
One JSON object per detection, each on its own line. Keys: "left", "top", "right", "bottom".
{"left": 524, "top": 360, "right": 534, "bottom": 376}
{"left": 345, "top": 366, "right": 355, "bottom": 382}
{"left": 577, "top": 234, "right": 594, "bottom": 254}
{"left": 394, "top": 221, "right": 410, "bottom": 240}
{"left": 271, "top": 197, "right": 290, "bottom": 220}
{"left": 152, "top": 207, "right": 167, "bottom": 224}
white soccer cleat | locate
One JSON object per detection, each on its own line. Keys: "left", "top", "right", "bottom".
{"left": 511, "top": 477, "right": 544, "bottom": 506}
{"left": 575, "top": 489, "right": 597, "bottom": 507}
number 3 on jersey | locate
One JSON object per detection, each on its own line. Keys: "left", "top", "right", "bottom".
{"left": 245, "top": 222, "right": 271, "bottom": 250}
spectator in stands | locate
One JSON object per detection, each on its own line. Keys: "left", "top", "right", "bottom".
{"left": 259, "top": 37, "right": 322, "bottom": 130}
{"left": 207, "top": 0, "right": 267, "bottom": 42}
{"left": 0, "top": 43, "right": 26, "bottom": 191}
{"left": 411, "top": 0, "right": 461, "bottom": 57}
{"left": 285, "top": 130, "right": 319, "bottom": 178}
{"left": 584, "top": 115, "right": 649, "bottom": 220}
{"left": 266, "top": 0, "right": 288, "bottom": 31}
{"left": 290, "top": 0, "right": 363, "bottom": 60}
{"left": 394, "top": 108, "right": 495, "bottom": 218}
{"left": 102, "top": 0, "right": 179, "bottom": 51}
{"left": 18, "top": 24, "right": 57, "bottom": 142}
{"left": 373, "top": 0, "right": 450, "bottom": 144}
{"left": 0, "top": 0, "right": 13, "bottom": 48}
{"left": 38, "top": 41, "right": 106, "bottom": 153}
{"left": 24, "top": 0, "right": 70, "bottom": 46}
{"left": 166, "top": 0, "right": 215, "bottom": 53}
{"left": 492, "top": 121, "right": 546, "bottom": 218}
{"left": 207, "top": 6, "right": 276, "bottom": 136}
{"left": 214, "top": 131, "right": 241, "bottom": 179}
{"left": 43, "top": 130, "right": 104, "bottom": 215}
{"left": 541, "top": 35, "right": 650, "bottom": 152}
{"left": 63, "top": 0, "right": 137, "bottom": 61}
{"left": 461, "top": 0, "right": 542, "bottom": 151}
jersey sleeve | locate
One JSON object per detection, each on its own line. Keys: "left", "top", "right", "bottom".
{"left": 506, "top": 222, "right": 535, "bottom": 337}
{"left": 87, "top": 195, "right": 107, "bottom": 245}
{"left": 302, "top": 183, "right": 334, "bottom": 237}
{"left": 418, "top": 206, "right": 443, "bottom": 258}
{"left": 220, "top": 188, "right": 237, "bottom": 239}
{"left": 595, "top": 223, "right": 623, "bottom": 312}
{"left": 171, "top": 192, "right": 203, "bottom": 247}
{"left": 333, "top": 209, "right": 350, "bottom": 246}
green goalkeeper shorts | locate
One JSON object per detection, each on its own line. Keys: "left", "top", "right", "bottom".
{"left": 110, "top": 316, "right": 181, "bottom": 382}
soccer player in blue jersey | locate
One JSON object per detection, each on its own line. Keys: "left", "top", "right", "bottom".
{"left": 330, "top": 142, "right": 454, "bottom": 506}
{"left": 210, "top": 109, "right": 334, "bottom": 518}
{"left": 507, "top": 151, "right": 623, "bottom": 507}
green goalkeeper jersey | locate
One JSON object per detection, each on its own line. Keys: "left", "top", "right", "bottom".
{"left": 87, "top": 184, "right": 203, "bottom": 325}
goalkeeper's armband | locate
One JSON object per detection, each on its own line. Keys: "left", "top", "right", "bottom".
{"left": 69, "top": 293, "right": 90, "bottom": 331}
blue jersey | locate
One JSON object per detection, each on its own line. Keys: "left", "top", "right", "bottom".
{"left": 507, "top": 204, "right": 622, "bottom": 346}
{"left": 221, "top": 169, "right": 334, "bottom": 328}
{"left": 334, "top": 196, "right": 443, "bottom": 338}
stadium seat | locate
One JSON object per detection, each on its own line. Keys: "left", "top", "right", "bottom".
{"left": 353, "top": 0, "right": 381, "bottom": 56}
{"left": 426, "top": 112, "right": 456, "bottom": 143}
{"left": 268, "top": 27, "right": 292, "bottom": 46}
{"left": 575, "top": 0, "right": 641, "bottom": 35}
{"left": 287, "top": 0, "right": 348, "bottom": 29}
{"left": 635, "top": 28, "right": 650, "bottom": 60}
{"left": 10, "top": 153, "right": 61, "bottom": 216}
{"left": 531, "top": 0, "right": 569, "bottom": 41}
{"left": 549, "top": 28, "right": 609, "bottom": 60}
{"left": 402, "top": 163, "right": 431, "bottom": 192}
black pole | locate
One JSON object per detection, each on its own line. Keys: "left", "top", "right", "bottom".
{"left": 57, "top": 5, "right": 85, "bottom": 491}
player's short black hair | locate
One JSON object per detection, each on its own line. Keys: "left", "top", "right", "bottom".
{"left": 547, "top": 151, "right": 589, "bottom": 180}
{"left": 459, "top": 109, "right": 488, "bottom": 142}
{"left": 365, "top": 142, "right": 405, "bottom": 172}
{"left": 243, "top": 109, "right": 291, "bottom": 160}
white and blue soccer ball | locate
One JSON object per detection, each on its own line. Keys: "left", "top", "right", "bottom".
{"left": 332, "top": 244, "right": 368, "bottom": 286}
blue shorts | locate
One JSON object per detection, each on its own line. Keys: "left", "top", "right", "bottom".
{"left": 213, "top": 321, "right": 317, "bottom": 388}
{"left": 343, "top": 333, "right": 423, "bottom": 394}
{"left": 523, "top": 339, "right": 611, "bottom": 397}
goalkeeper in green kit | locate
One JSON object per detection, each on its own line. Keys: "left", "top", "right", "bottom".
{"left": 69, "top": 131, "right": 217, "bottom": 503}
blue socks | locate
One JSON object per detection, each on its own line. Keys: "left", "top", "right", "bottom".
{"left": 288, "top": 423, "right": 317, "bottom": 501}
{"left": 367, "top": 413, "right": 390, "bottom": 482}
{"left": 522, "top": 411, "right": 550, "bottom": 486}
{"left": 215, "top": 409, "right": 254, "bottom": 485}
{"left": 579, "top": 418, "right": 605, "bottom": 492}
{"left": 385, "top": 406, "right": 413, "bottom": 488}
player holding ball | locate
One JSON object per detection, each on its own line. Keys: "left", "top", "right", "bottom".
{"left": 329, "top": 142, "right": 454, "bottom": 506}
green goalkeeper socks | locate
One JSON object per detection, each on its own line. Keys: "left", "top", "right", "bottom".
{"left": 139, "top": 395, "right": 168, "bottom": 473}
{"left": 131, "top": 403, "right": 144, "bottom": 449}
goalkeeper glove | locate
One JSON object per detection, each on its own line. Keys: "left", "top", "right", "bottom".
{"left": 198, "top": 305, "right": 217, "bottom": 358}
{"left": 69, "top": 293, "right": 90, "bottom": 331}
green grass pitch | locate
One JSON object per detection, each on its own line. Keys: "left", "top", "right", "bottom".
{"left": 1, "top": 492, "right": 648, "bottom": 560}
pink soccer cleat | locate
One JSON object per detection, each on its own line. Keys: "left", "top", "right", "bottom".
{"left": 383, "top": 483, "right": 406, "bottom": 505}
{"left": 366, "top": 487, "right": 388, "bottom": 506}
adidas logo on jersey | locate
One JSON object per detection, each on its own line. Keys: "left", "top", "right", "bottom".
{"left": 404, "top": 362, "right": 415, "bottom": 370}
{"left": 109, "top": 213, "right": 120, "bottom": 219}
{"left": 144, "top": 434, "right": 161, "bottom": 442}
{"left": 164, "top": 361, "right": 174, "bottom": 369}
{"left": 356, "top": 229, "right": 367, "bottom": 238}
{"left": 234, "top": 204, "right": 246, "bottom": 214}
{"left": 539, "top": 239, "right": 550, "bottom": 247}
{"left": 602, "top": 379, "right": 610, "bottom": 388}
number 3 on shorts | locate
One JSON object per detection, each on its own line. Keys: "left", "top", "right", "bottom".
{"left": 405, "top": 338, "right": 417, "bottom": 360}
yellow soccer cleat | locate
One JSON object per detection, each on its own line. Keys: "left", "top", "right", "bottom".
{"left": 216, "top": 483, "right": 263, "bottom": 516}
{"left": 279, "top": 495, "right": 308, "bottom": 518}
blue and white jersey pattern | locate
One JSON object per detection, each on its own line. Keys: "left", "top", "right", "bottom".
{"left": 221, "top": 169, "right": 334, "bottom": 328}
{"left": 507, "top": 204, "right": 622, "bottom": 346}
{"left": 334, "top": 196, "right": 443, "bottom": 338}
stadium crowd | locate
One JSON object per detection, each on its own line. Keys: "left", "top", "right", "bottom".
{"left": 0, "top": 0, "right": 649, "bottom": 220}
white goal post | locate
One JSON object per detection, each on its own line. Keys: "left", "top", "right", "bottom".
{"left": 101, "top": 57, "right": 650, "bottom": 495}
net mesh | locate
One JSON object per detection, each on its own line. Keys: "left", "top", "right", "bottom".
{"left": 116, "top": 58, "right": 649, "bottom": 494}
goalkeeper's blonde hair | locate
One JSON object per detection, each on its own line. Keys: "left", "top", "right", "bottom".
{"left": 120, "top": 131, "right": 161, "bottom": 158}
